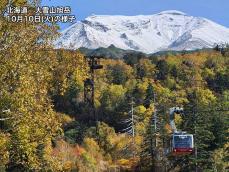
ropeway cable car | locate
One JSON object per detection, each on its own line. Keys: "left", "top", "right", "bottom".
{"left": 168, "top": 107, "right": 194, "bottom": 156}
{"left": 171, "top": 132, "right": 194, "bottom": 156}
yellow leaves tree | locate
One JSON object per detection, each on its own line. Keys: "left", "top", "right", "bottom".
{"left": 212, "top": 142, "right": 229, "bottom": 172}
{"left": 100, "top": 84, "right": 127, "bottom": 111}
{"left": 51, "top": 50, "right": 89, "bottom": 96}
{"left": 0, "top": 133, "right": 9, "bottom": 169}
{"left": 136, "top": 58, "right": 156, "bottom": 79}
{"left": 0, "top": 1, "right": 62, "bottom": 171}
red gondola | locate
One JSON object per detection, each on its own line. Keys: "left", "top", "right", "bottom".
{"left": 171, "top": 133, "right": 194, "bottom": 156}
{"left": 168, "top": 107, "right": 194, "bottom": 156}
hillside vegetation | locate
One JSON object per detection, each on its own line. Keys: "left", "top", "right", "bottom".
{"left": 0, "top": 1, "right": 228, "bottom": 172}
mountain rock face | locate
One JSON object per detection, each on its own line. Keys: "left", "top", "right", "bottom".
{"left": 55, "top": 10, "right": 229, "bottom": 54}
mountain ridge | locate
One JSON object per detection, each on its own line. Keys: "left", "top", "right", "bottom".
{"left": 78, "top": 44, "right": 213, "bottom": 59}
{"left": 55, "top": 10, "right": 229, "bottom": 53}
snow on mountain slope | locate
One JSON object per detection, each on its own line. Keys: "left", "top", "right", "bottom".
{"left": 55, "top": 10, "right": 229, "bottom": 53}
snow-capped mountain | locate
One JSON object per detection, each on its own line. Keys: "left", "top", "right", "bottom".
{"left": 55, "top": 10, "right": 229, "bottom": 54}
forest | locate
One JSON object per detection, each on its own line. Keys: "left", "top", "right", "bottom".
{"left": 0, "top": 0, "right": 228, "bottom": 172}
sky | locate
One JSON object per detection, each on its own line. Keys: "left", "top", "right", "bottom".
{"left": 42, "top": 0, "right": 229, "bottom": 30}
